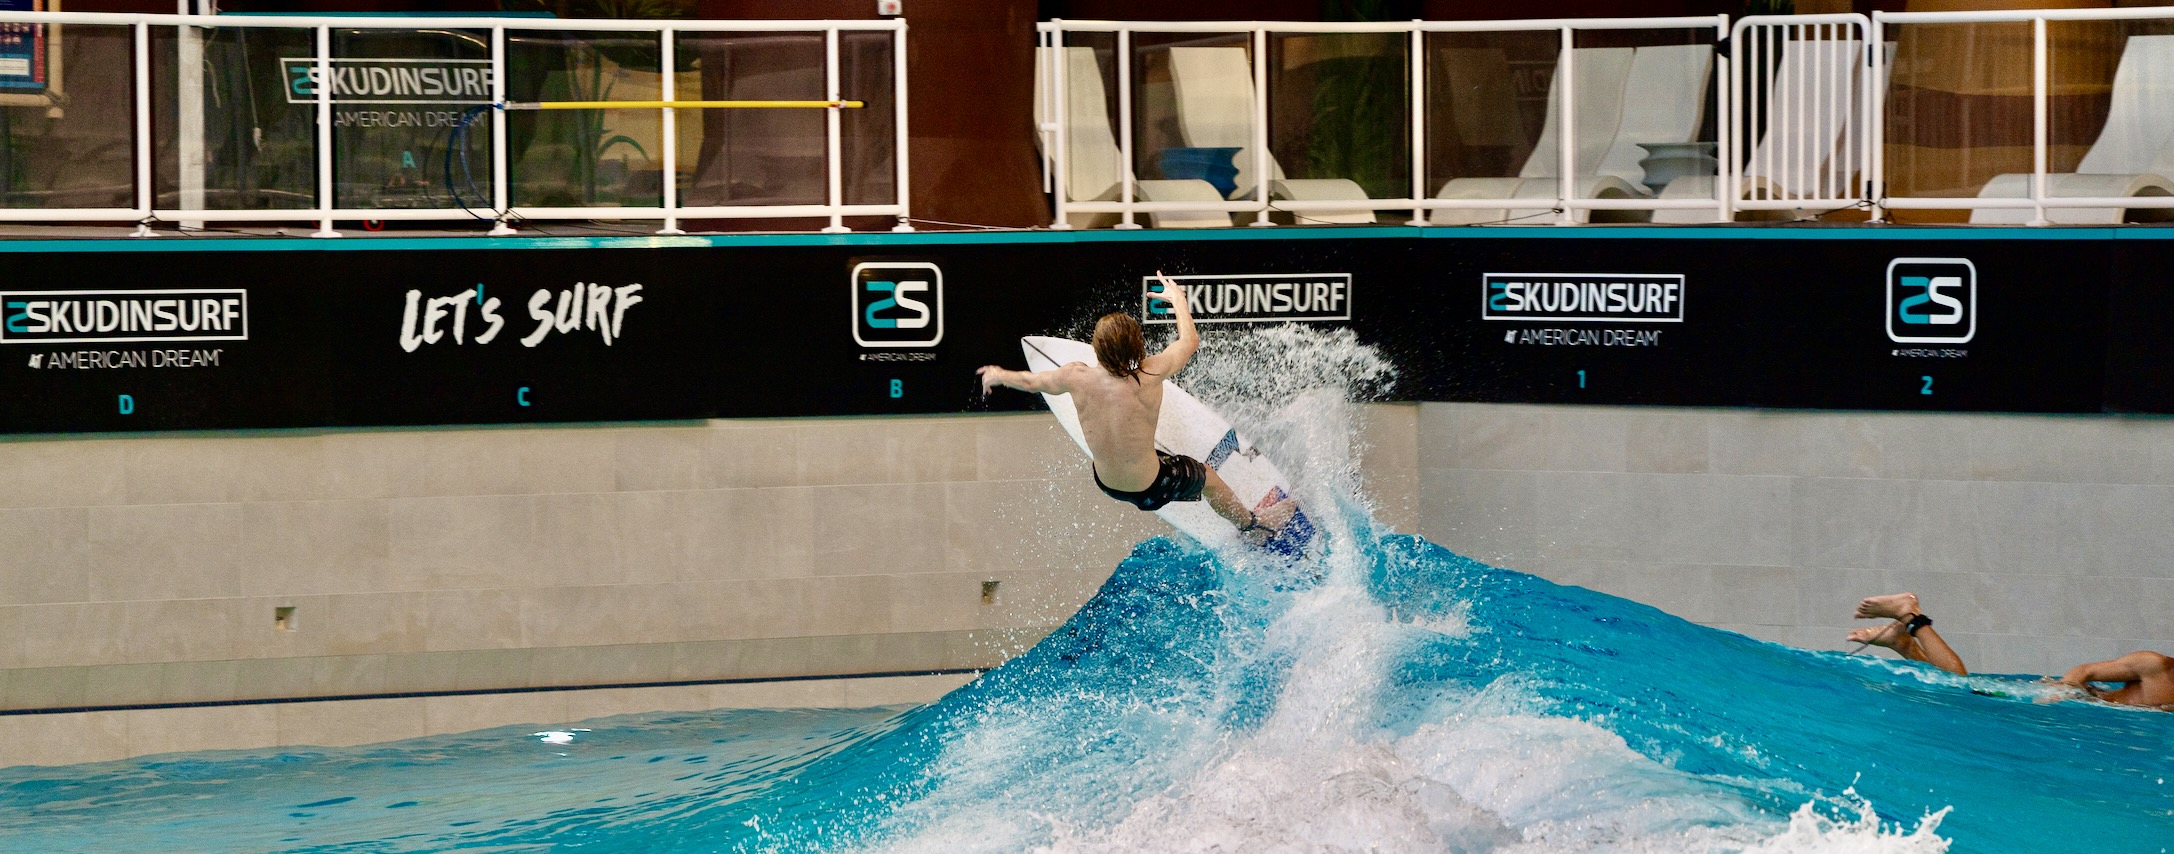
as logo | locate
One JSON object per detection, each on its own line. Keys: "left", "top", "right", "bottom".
{"left": 851, "top": 261, "right": 943, "bottom": 348}
{"left": 1886, "top": 258, "right": 1975, "bottom": 344}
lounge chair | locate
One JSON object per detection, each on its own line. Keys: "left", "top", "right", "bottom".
{"left": 1034, "top": 46, "right": 1230, "bottom": 228}
{"left": 1971, "top": 34, "right": 2174, "bottom": 224}
{"left": 1429, "top": 47, "right": 1641, "bottom": 225}
{"left": 1166, "top": 46, "right": 1376, "bottom": 224}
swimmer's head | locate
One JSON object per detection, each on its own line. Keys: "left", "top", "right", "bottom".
{"left": 1091, "top": 312, "right": 1148, "bottom": 380}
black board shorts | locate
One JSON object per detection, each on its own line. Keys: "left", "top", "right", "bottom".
{"left": 1094, "top": 451, "right": 1207, "bottom": 512}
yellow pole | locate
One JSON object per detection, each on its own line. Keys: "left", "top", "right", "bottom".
{"left": 506, "top": 99, "right": 864, "bottom": 110}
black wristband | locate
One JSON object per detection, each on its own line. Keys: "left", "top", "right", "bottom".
{"left": 1904, "top": 614, "right": 1933, "bottom": 635}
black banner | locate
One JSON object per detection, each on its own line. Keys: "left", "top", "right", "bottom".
{"left": 0, "top": 227, "right": 2162, "bottom": 435}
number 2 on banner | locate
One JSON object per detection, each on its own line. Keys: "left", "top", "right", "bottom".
{"left": 1920, "top": 376, "right": 1933, "bottom": 395}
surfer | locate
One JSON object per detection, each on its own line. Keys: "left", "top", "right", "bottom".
{"left": 977, "top": 273, "right": 1296, "bottom": 544}
{"left": 1849, "top": 591, "right": 2174, "bottom": 709}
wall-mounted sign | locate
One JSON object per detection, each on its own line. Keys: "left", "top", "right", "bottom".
{"left": 0, "top": 0, "right": 49, "bottom": 95}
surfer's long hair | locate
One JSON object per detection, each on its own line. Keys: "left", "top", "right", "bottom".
{"left": 1091, "top": 312, "right": 1155, "bottom": 381}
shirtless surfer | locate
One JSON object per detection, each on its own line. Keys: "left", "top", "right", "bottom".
{"left": 1849, "top": 591, "right": 2174, "bottom": 709}
{"left": 977, "top": 272, "right": 1297, "bottom": 543}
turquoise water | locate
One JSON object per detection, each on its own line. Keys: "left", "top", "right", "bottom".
{"left": 3, "top": 522, "right": 2170, "bottom": 852}
{"left": 4, "top": 328, "right": 2170, "bottom": 851}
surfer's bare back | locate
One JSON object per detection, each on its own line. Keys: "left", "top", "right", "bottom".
{"left": 978, "top": 272, "right": 1295, "bottom": 543}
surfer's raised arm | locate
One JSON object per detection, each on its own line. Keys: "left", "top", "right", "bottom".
{"left": 1143, "top": 271, "right": 1200, "bottom": 376}
{"left": 978, "top": 364, "right": 1073, "bottom": 396}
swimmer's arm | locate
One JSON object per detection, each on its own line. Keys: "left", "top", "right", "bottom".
{"left": 2060, "top": 653, "right": 2151, "bottom": 690}
{"left": 978, "top": 364, "right": 1072, "bottom": 396}
{"left": 1143, "top": 271, "right": 1200, "bottom": 376}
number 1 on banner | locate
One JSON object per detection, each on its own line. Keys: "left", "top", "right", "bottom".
{"left": 1577, "top": 370, "right": 1586, "bottom": 389}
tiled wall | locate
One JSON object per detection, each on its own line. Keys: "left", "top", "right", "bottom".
{"left": 0, "top": 404, "right": 1419, "bottom": 763}
{"left": 1415, "top": 402, "right": 2174, "bottom": 676}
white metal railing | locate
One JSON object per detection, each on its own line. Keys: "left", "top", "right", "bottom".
{"left": 0, "top": 11, "right": 909, "bottom": 236}
{"left": 1871, "top": 5, "right": 2174, "bottom": 225}
{"left": 1042, "top": 10, "right": 2174, "bottom": 228}
{"left": 1037, "top": 17, "right": 1733, "bottom": 228}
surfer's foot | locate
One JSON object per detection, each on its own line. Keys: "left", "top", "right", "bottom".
{"left": 1846, "top": 623, "right": 1908, "bottom": 650}
{"left": 1854, "top": 592, "right": 1920, "bottom": 621}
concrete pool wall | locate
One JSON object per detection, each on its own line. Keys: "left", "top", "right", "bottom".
{"left": 1417, "top": 403, "right": 2174, "bottom": 680}
{"left": 4, "top": 402, "right": 2170, "bottom": 764}
{"left": 0, "top": 407, "right": 1417, "bottom": 765}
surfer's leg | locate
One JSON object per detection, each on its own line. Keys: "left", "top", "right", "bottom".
{"left": 1200, "top": 467, "right": 1254, "bottom": 530}
{"left": 1848, "top": 592, "right": 1968, "bottom": 675}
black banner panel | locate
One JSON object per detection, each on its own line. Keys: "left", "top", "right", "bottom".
{"left": 0, "top": 226, "right": 2165, "bottom": 435}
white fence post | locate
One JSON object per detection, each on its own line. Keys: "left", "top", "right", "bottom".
{"left": 1050, "top": 21, "right": 1071, "bottom": 230}
{"left": 1117, "top": 26, "right": 1140, "bottom": 229}
{"left": 312, "top": 25, "right": 339, "bottom": 238}
{"left": 2030, "top": 15, "right": 2048, "bottom": 226}
{"left": 892, "top": 19, "right": 912, "bottom": 231}
{"left": 1408, "top": 23, "right": 1424, "bottom": 227}
{"left": 1555, "top": 26, "right": 1575, "bottom": 225}
{"left": 489, "top": 25, "right": 514, "bottom": 236}
{"left": 659, "top": 27, "right": 683, "bottom": 235}
{"left": 822, "top": 26, "right": 847, "bottom": 233}
{"left": 130, "top": 21, "right": 154, "bottom": 237}
{"left": 1250, "top": 27, "right": 1272, "bottom": 227}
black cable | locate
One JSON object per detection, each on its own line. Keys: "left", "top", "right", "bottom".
{"left": 443, "top": 104, "right": 497, "bottom": 221}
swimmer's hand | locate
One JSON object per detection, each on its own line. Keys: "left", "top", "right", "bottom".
{"left": 2031, "top": 675, "right": 2098, "bottom": 703}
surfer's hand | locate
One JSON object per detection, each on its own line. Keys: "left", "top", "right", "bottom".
{"left": 976, "top": 365, "right": 1004, "bottom": 395}
{"left": 1148, "top": 271, "right": 1186, "bottom": 311}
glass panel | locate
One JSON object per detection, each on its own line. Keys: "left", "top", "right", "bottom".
{"left": 677, "top": 31, "right": 825, "bottom": 207}
{"left": 327, "top": 27, "right": 496, "bottom": 212}
{"left": 838, "top": 29, "right": 895, "bottom": 207}
{"left": 2047, "top": 17, "right": 2174, "bottom": 222}
{"left": 1882, "top": 21, "right": 2035, "bottom": 220}
{"left": 0, "top": 23, "right": 134, "bottom": 210}
{"left": 1267, "top": 31, "right": 1409, "bottom": 202}
{"left": 1423, "top": 29, "right": 1555, "bottom": 223}
{"left": 1035, "top": 31, "right": 1121, "bottom": 227}
{"left": 507, "top": 28, "right": 662, "bottom": 210}
{"left": 1883, "top": 18, "right": 2174, "bottom": 223}
{"left": 152, "top": 25, "right": 318, "bottom": 213}
{"left": 1131, "top": 30, "right": 1252, "bottom": 199}
{"left": 1572, "top": 27, "right": 1716, "bottom": 222}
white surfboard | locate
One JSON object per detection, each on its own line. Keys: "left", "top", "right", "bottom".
{"left": 1021, "top": 335, "right": 1316, "bottom": 555}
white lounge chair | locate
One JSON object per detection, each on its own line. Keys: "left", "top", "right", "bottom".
{"left": 1430, "top": 47, "right": 1639, "bottom": 225}
{"left": 1595, "top": 44, "right": 1715, "bottom": 188}
{"left": 1971, "top": 34, "right": 2174, "bottom": 224}
{"left": 1167, "top": 46, "right": 1377, "bottom": 224}
{"left": 1653, "top": 38, "right": 1881, "bottom": 223}
{"left": 1034, "top": 46, "right": 1230, "bottom": 228}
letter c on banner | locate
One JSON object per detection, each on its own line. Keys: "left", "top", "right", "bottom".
{"left": 118, "top": 394, "right": 134, "bottom": 415}
{"left": 517, "top": 386, "right": 530, "bottom": 407}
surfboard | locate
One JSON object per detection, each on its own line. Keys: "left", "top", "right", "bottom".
{"left": 1021, "top": 335, "right": 1316, "bottom": 555}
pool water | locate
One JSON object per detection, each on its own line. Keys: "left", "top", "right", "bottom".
{"left": 4, "top": 327, "right": 2169, "bottom": 852}
{"left": 4, "top": 520, "right": 2169, "bottom": 852}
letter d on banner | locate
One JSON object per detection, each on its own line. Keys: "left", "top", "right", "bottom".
{"left": 118, "top": 394, "right": 134, "bottom": 415}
